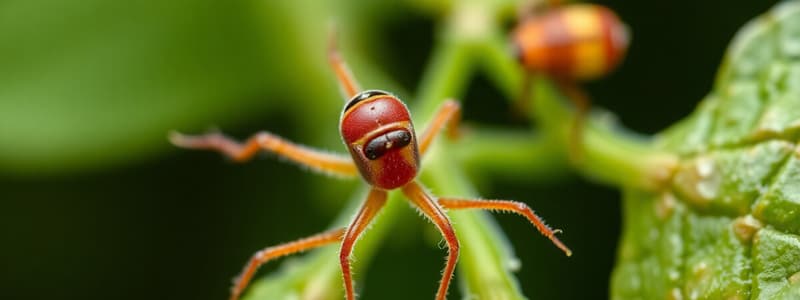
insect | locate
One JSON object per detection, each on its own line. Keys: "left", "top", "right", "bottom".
{"left": 170, "top": 33, "right": 571, "bottom": 300}
{"left": 512, "top": 1, "right": 629, "bottom": 157}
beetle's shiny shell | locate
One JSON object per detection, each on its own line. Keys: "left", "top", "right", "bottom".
{"left": 512, "top": 4, "right": 629, "bottom": 80}
{"left": 340, "top": 91, "right": 419, "bottom": 189}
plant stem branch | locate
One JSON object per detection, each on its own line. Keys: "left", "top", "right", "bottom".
{"left": 411, "top": 2, "right": 530, "bottom": 298}
{"left": 242, "top": 0, "right": 676, "bottom": 298}
{"left": 478, "top": 32, "right": 678, "bottom": 190}
{"left": 455, "top": 127, "right": 569, "bottom": 183}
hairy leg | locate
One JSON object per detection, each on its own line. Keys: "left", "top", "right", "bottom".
{"left": 401, "top": 181, "right": 460, "bottom": 300}
{"left": 228, "top": 228, "right": 346, "bottom": 300}
{"left": 340, "top": 188, "right": 388, "bottom": 300}
{"left": 328, "top": 29, "right": 361, "bottom": 99}
{"left": 170, "top": 131, "right": 358, "bottom": 177}
{"left": 438, "top": 197, "right": 572, "bottom": 256}
{"left": 418, "top": 100, "right": 461, "bottom": 156}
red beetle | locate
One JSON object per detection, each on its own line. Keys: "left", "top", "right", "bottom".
{"left": 340, "top": 90, "right": 419, "bottom": 189}
{"left": 512, "top": 1, "right": 629, "bottom": 157}
{"left": 171, "top": 33, "right": 571, "bottom": 300}
{"left": 513, "top": 3, "right": 629, "bottom": 81}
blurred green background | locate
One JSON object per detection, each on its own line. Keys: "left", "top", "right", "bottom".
{"left": 0, "top": 0, "right": 779, "bottom": 299}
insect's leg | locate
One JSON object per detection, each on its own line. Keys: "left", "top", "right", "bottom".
{"left": 169, "top": 131, "right": 358, "bottom": 177}
{"left": 438, "top": 197, "right": 572, "bottom": 256}
{"left": 328, "top": 28, "right": 361, "bottom": 99}
{"left": 401, "top": 181, "right": 459, "bottom": 300}
{"left": 341, "top": 188, "right": 388, "bottom": 300}
{"left": 556, "top": 80, "right": 591, "bottom": 163}
{"left": 418, "top": 100, "right": 461, "bottom": 157}
{"left": 228, "top": 227, "right": 346, "bottom": 300}
{"left": 515, "top": 71, "right": 535, "bottom": 118}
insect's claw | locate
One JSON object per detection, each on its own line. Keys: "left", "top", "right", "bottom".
{"left": 168, "top": 131, "right": 189, "bottom": 147}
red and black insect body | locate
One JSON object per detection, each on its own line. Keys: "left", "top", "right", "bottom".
{"left": 170, "top": 33, "right": 571, "bottom": 300}
{"left": 340, "top": 90, "right": 419, "bottom": 189}
{"left": 513, "top": 4, "right": 629, "bottom": 81}
{"left": 512, "top": 2, "right": 629, "bottom": 157}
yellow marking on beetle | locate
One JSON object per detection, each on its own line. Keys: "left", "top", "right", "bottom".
{"left": 561, "top": 5, "right": 608, "bottom": 79}
{"left": 561, "top": 5, "right": 603, "bottom": 40}
{"left": 572, "top": 41, "right": 607, "bottom": 79}
{"left": 399, "top": 137, "right": 419, "bottom": 167}
{"left": 352, "top": 121, "right": 413, "bottom": 146}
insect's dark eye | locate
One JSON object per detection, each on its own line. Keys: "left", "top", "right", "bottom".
{"left": 363, "top": 129, "right": 412, "bottom": 160}
{"left": 344, "top": 90, "right": 389, "bottom": 113}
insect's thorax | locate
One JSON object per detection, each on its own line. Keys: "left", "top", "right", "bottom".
{"left": 340, "top": 92, "right": 420, "bottom": 189}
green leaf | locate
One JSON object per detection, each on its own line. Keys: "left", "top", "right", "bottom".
{"left": 0, "top": 0, "right": 383, "bottom": 175}
{"left": 613, "top": 2, "right": 800, "bottom": 299}
{"left": 0, "top": 0, "right": 283, "bottom": 174}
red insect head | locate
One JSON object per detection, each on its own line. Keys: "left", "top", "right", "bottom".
{"left": 339, "top": 90, "right": 420, "bottom": 189}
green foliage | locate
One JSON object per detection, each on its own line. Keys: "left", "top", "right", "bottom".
{"left": 613, "top": 2, "right": 800, "bottom": 299}
{"left": 242, "top": 2, "right": 534, "bottom": 298}
{"left": 0, "top": 0, "right": 277, "bottom": 173}
{"left": 5, "top": 0, "right": 796, "bottom": 299}
{"left": 238, "top": 0, "right": 676, "bottom": 298}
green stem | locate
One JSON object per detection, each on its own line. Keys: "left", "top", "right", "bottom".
{"left": 455, "top": 127, "right": 569, "bottom": 183}
{"left": 410, "top": 2, "right": 530, "bottom": 298}
{"left": 414, "top": 31, "right": 474, "bottom": 124}
{"left": 478, "top": 32, "right": 678, "bottom": 190}
{"left": 245, "top": 1, "right": 624, "bottom": 299}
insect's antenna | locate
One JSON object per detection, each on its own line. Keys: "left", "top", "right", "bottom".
{"left": 327, "top": 24, "right": 361, "bottom": 100}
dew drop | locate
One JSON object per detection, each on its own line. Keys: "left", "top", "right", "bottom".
{"left": 696, "top": 178, "right": 720, "bottom": 200}
{"left": 694, "top": 157, "right": 720, "bottom": 200}
{"left": 696, "top": 157, "right": 714, "bottom": 177}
